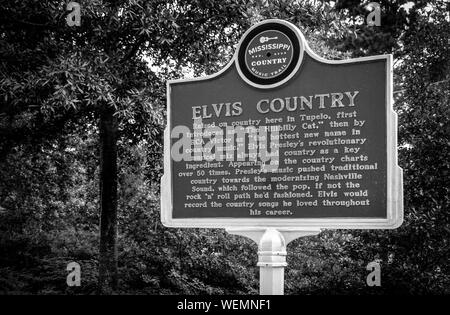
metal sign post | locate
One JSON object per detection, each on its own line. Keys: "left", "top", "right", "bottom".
{"left": 226, "top": 228, "right": 320, "bottom": 295}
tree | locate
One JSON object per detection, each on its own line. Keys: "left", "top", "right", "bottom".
{"left": 314, "top": 0, "right": 450, "bottom": 294}
{"left": 1, "top": 0, "right": 253, "bottom": 293}
{"left": 0, "top": 0, "right": 448, "bottom": 294}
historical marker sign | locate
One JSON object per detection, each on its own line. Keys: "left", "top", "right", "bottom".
{"left": 161, "top": 19, "right": 403, "bottom": 229}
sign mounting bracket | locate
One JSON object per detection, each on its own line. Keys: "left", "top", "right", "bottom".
{"left": 226, "top": 227, "right": 321, "bottom": 295}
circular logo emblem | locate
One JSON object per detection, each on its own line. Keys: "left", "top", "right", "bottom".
{"left": 236, "top": 21, "right": 303, "bottom": 89}
{"left": 245, "top": 30, "right": 294, "bottom": 79}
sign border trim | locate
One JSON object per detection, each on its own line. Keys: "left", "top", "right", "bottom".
{"left": 161, "top": 19, "right": 403, "bottom": 230}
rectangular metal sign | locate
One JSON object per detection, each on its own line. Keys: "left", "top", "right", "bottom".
{"left": 161, "top": 19, "right": 403, "bottom": 229}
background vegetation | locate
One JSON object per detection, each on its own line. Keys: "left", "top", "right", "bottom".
{"left": 0, "top": 0, "right": 448, "bottom": 294}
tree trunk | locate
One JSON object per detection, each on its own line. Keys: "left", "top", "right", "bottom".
{"left": 98, "top": 105, "right": 118, "bottom": 293}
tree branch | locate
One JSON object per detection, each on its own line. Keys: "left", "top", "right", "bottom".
{"left": 120, "top": 36, "right": 147, "bottom": 64}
